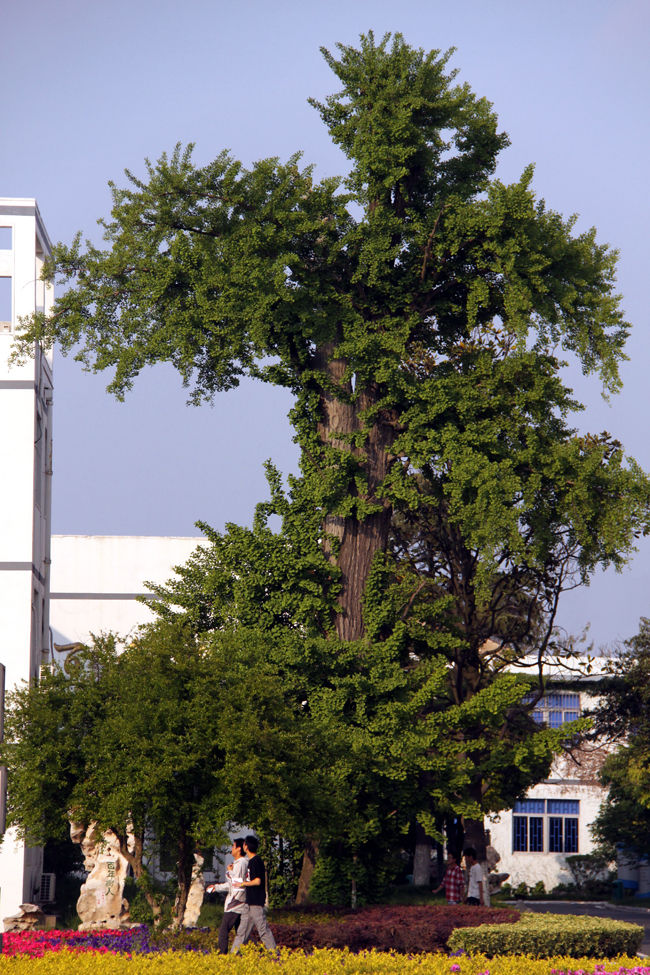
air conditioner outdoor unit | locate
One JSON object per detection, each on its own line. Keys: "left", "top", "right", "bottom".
{"left": 36, "top": 872, "right": 56, "bottom": 904}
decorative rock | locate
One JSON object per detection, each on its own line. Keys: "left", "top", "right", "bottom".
{"left": 182, "top": 852, "right": 205, "bottom": 927}
{"left": 488, "top": 871, "right": 510, "bottom": 893}
{"left": 3, "top": 903, "right": 46, "bottom": 932}
{"left": 70, "top": 821, "right": 131, "bottom": 929}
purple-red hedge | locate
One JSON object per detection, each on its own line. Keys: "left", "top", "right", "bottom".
{"left": 268, "top": 904, "right": 520, "bottom": 953}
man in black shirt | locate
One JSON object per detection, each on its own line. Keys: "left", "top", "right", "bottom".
{"left": 229, "top": 835, "right": 277, "bottom": 953}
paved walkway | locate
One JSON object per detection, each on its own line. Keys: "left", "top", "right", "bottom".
{"left": 513, "top": 900, "right": 650, "bottom": 955}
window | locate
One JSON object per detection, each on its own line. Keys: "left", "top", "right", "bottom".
{"left": 0, "top": 227, "right": 11, "bottom": 249}
{"left": 548, "top": 799, "right": 579, "bottom": 853}
{"left": 527, "top": 692, "right": 580, "bottom": 727}
{"left": 0, "top": 276, "right": 11, "bottom": 331}
{"left": 512, "top": 798, "right": 579, "bottom": 853}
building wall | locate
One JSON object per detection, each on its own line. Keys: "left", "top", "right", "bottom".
{"left": 49, "top": 535, "right": 206, "bottom": 647}
{"left": 488, "top": 780, "right": 606, "bottom": 890}
{"left": 486, "top": 689, "right": 610, "bottom": 891}
{"left": 0, "top": 200, "right": 53, "bottom": 922}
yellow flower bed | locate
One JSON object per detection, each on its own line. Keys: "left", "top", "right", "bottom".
{"left": 0, "top": 947, "right": 647, "bottom": 975}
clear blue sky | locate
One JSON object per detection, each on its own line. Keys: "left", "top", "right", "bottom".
{"left": 2, "top": 0, "right": 649, "bottom": 648}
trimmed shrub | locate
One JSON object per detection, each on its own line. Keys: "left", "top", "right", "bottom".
{"left": 447, "top": 912, "right": 644, "bottom": 958}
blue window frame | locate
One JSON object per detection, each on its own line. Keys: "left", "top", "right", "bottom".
{"left": 529, "top": 817, "right": 544, "bottom": 852}
{"left": 513, "top": 817, "right": 528, "bottom": 852}
{"left": 513, "top": 814, "right": 544, "bottom": 852}
{"left": 547, "top": 800, "right": 580, "bottom": 816}
{"left": 512, "top": 799, "right": 580, "bottom": 853}
{"left": 525, "top": 692, "right": 581, "bottom": 727}
{"left": 513, "top": 799, "right": 546, "bottom": 814}
{"left": 549, "top": 817, "right": 563, "bottom": 852}
{"left": 565, "top": 818, "right": 579, "bottom": 853}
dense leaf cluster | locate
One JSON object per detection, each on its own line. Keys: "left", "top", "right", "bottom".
{"left": 591, "top": 619, "right": 650, "bottom": 854}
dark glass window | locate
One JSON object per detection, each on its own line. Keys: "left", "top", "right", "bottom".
{"left": 564, "top": 818, "right": 579, "bottom": 853}
{"left": 513, "top": 799, "right": 545, "bottom": 814}
{"left": 549, "top": 817, "right": 563, "bottom": 852}
{"left": 513, "top": 817, "right": 528, "bottom": 852}
{"left": 529, "top": 817, "right": 544, "bottom": 852}
{"left": 547, "top": 800, "right": 580, "bottom": 816}
{"left": 512, "top": 799, "right": 580, "bottom": 854}
{"left": 530, "top": 692, "right": 581, "bottom": 726}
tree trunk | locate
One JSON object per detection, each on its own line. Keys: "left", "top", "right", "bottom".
{"left": 116, "top": 827, "right": 162, "bottom": 925}
{"left": 314, "top": 344, "right": 396, "bottom": 640}
{"left": 412, "top": 821, "right": 433, "bottom": 886}
{"left": 295, "top": 837, "right": 319, "bottom": 905}
{"left": 463, "top": 816, "right": 491, "bottom": 906}
{"left": 350, "top": 853, "right": 358, "bottom": 909}
{"left": 445, "top": 814, "right": 465, "bottom": 861}
{"left": 171, "top": 828, "right": 194, "bottom": 928}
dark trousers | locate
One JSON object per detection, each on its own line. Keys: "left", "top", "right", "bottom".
{"left": 467, "top": 896, "right": 480, "bottom": 905}
{"left": 218, "top": 910, "right": 241, "bottom": 954}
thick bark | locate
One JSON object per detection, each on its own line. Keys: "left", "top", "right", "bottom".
{"left": 115, "top": 828, "right": 162, "bottom": 925}
{"left": 314, "top": 344, "right": 396, "bottom": 640}
{"left": 462, "top": 817, "right": 486, "bottom": 862}
{"left": 413, "top": 821, "right": 433, "bottom": 886}
{"left": 463, "top": 816, "right": 491, "bottom": 906}
{"left": 171, "top": 828, "right": 195, "bottom": 929}
{"left": 295, "top": 837, "right": 320, "bottom": 905}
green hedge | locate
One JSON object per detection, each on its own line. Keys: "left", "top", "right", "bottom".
{"left": 447, "top": 912, "right": 644, "bottom": 958}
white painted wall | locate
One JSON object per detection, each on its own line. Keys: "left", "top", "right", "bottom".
{"left": 485, "top": 688, "right": 609, "bottom": 891}
{"left": 0, "top": 199, "right": 53, "bottom": 923}
{"left": 49, "top": 534, "right": 206, "bottom": 646}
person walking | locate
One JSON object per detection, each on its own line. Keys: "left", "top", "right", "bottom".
{"left": 206, "top": 838, "right": 248, "bottom": 953}
{"left": 432, "top": 850, "right": 464, "bottom": 904}
{"left": 463, "top": 847, "right": 485, "bottom": 906}
{"left": 229, "top": 835, "right": 277, "bottom": 954}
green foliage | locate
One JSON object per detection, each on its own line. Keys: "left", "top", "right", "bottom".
{"left": 143, "top": 463, "right": 337, "bottom": 639}
{"left": 8, "top": 29, "right": 650, "bottom": 895}
{"left": 308, "top": 843, "right": 402, "bottom": 907}
{"left": 447, "top": 913, "right": 644, "bottom": 957}
{"left": 143, "top": 463, "right": 594, "bottom": 868}
{"left": 17, "top": 33, "right": 628, "bottom": 401}
{"left": 565, "top": 852, "right": 614, "bottom": 891}
{"left": 308, "top": 853, "right": 349, "bottom": 906}
{"left": 0, "top": 635, "right": 120, "bottom": 845}
{"left": 0, "top": 623, "right": 342, "bottom": 920}
{"left": 592, "top": 620, "right": 650, "bottom": 855}
{"left": 257, "top": 834, "right": 303, "bottom": 908}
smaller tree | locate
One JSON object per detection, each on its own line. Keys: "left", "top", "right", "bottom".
{"left": 0, "top": 623, "right": 341, "bottom": 923}
{"left": 591, "top": 619, "right": 650, "bottom": 856}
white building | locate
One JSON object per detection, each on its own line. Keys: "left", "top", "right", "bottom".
{"left": 0, "top": 200, "right": 54, "bottom": 919}
{"left": 487, "top": 678, "right": 610, "bottom": 891}
{"left": 49, "top": 534, "right": 205, "bottom": 649}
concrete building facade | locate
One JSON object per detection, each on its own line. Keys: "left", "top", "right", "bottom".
{"left": 0, "top": 199, "right": 54, "bottom": 920}
{"left": 487, "top": 683, "right": 609, "bottom": 891}
{"left": 49, "top": 534, "right": 205, "bottom": 648}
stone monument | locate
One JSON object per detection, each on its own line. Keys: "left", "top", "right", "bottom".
{"left": 181, "top": 852, "right": 206, "bottom": 928}
{"left": 70, "top": 822, "right": 131, "bottom": 929}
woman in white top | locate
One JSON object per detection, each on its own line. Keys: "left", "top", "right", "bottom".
{"left": 206, "top": 838, "right": 249, "bottom": 953}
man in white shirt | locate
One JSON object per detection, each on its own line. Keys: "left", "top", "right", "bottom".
{"left": 206, "top": 838, "right": 248, "bottom": 953}
{"left": 463, "top": 847, "right": 485, "bottom": 906}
